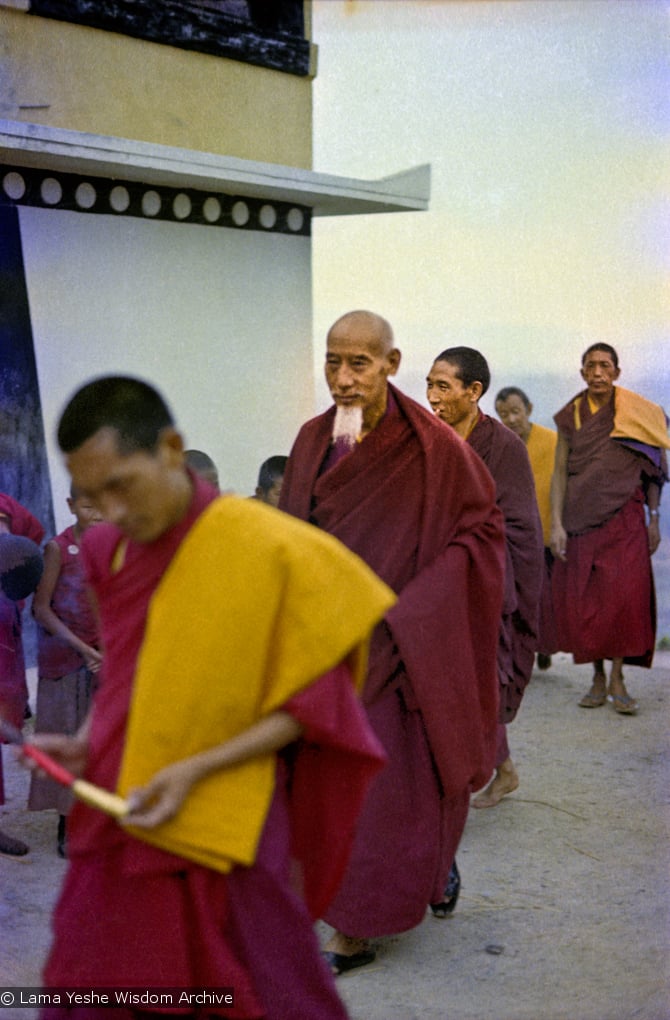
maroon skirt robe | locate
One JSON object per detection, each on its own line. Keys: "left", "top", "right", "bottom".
{"left": 552, "top": 391, "right": 664, "bottom": 665}
{"left": 280, "top": 385, "right": 505, "bottom": 935}
{"left": 42, "top": 476, "right": 386, "bottom": 1020}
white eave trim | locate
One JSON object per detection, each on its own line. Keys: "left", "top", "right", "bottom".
{"left": 0, "top": 120, "right": 430, "bottom": 217}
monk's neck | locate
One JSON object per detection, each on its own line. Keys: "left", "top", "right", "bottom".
{"left": 454, "top": 407, "right": 480, "bottom": 441}
{"left": 361, "top": 389, "right": 390, "bottom": 437}
{"left": 587, "top": 388, "right": 614, "bottom": 413}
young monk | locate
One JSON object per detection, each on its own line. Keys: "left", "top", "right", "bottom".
{"left": 28, "top": 375, "right": 394, "bottom": 1020}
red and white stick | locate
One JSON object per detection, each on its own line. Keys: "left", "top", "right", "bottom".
{"left": 0, "top": 718, "right": 128, "bottom": 819}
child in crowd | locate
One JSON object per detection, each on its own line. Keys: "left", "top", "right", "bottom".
{"left": 28, "top": 487, "right": 102, "bottom": 856}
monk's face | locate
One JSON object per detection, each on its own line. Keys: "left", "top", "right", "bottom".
{"left": 65, "top": 427, "right": 192, "bottom": 544}
{"left": 325, "top": 317, "right": 401, "bottom": 432}
{"left": 256, "top": 477, "right": 284, "bottom": 508}
{"left": 580, "top": 349, "right": 620, "bottom": 400}
{"left": 495, "top": 394, "right": 532, "bottom": 443}
{"left": 426, "top": 360, "right": 479, "bottom": 431}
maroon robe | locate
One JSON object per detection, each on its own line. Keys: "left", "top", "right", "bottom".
{"left": 0, "top": 493, "right": 44, "bottom": 546}
{"left": 36, "top": 526, "right": 99, "bottom": 679}
{"left": 280, "top": 384, "right": 505, "bottom": 935}
{"left": 42, "top": 474, "right": 386, "bottom": 1020}
{"left": 0, "top": 494, "right": 44, "bottom": 804}
{"left": 552, "top": 391, "right": 665, "bottom": 665}
{"left": 468, "top": 414, "right": 544, "bottom": 722}
{"left": 537, "top": 549, "right": 559, "bottom": 656}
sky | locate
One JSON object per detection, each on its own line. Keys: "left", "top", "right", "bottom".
{"left": 309, "top": 0, "right": 669, "bottom": 424}
{"left": 309, "top": 0, "right": 670, "bottom": 637}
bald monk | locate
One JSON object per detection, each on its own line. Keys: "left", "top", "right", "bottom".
{"left": 280, "top": 311, "right": 505, "bottom": 970}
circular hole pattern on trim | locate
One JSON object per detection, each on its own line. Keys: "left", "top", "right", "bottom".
{"left": 141, "top": 190, "right": 162, "bottom": 217}
{"left": 41, "top": 177, "right": 62, "bottom": 205}
{"left": 75, "top": 182, "right": 97, "bottom": 210}
{"left": 0, "top": 169, "right": 309, "bottom": 235}
{"left": 173, "top": 193, "right": 192, "bottom": 220}
{"left": 231, "top": 201, "right": 250, "bottom": 227}
{"left": 259, "top": 204, "right": 277, "bottom": 229}
{"left": 287, "top": 208, "right": 304, "bottom": 232}
{"left": 3, "top": 172, "right": 26, "bottom": 200}
{"left": 109, "top": 186, "right": 130, "bottom": 213}
{"left": 203, "top": 196, "right": 222, "bottom": 223}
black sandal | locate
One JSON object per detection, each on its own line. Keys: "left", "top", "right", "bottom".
{"left": 430, "top": 859, "right": 461, "bottom": 918}
{"left": 322, "top": 949, "right": 376, "bottom": 975}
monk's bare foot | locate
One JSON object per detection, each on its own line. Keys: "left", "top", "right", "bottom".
{"left": 607, "top": 670, "right": 637, "bottom": 714}
{"left": 607, "top": 660, "right": 626, "bottom": 699}
{"left": 578, "top": 671, "right": 607, "bottom": 708}
{"left": 324, "top": 933, "right": 368, "bottom": 957}
{"left": 607, "top": 679, "right": 628, "bottom": 700}
{"left": 472, "top": 758, "right": 519, "bottom": 809}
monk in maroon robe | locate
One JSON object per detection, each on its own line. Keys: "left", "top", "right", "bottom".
{"left": 427, "top": 349, "right": 543, "bottom": 810}
{"left": 550, "top": 343, "right": 668, "bottom": 714}
{"left": 29, "top": 375, "right": 393, "bottom": 1020}
{"left": 0, "top": 493, "right": 44, "bottom": 856}
{"left": 280, "top": 311, "right": 505, "bottom": 972}
{"left": 494, "top": 385, "right": 559, "bottom": 667}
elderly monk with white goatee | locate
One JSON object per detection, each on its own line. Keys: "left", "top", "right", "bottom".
{"left": 280, "top": 310, "right": 506, "bottom": 973}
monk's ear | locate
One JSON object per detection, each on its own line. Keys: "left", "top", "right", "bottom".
{"left": 527, "top": 401, "right": 534, "bottom": 416}
{"left": 470, "top": 381, "right": 484, "bottom": 403}
{"left": 613, "top": 366, "right": 621, "bottom": 381}
{"left": 157, "top": 427, "right": 185, "bottom": 467}
{"left": 386, "top": 348, "right": 402, "bottom": 377}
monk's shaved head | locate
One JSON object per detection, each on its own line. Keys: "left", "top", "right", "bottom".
{"left": 327, "top": 310, "right": 395, "bottom": 355}
{"left": 324, "top": 309, "right": 401, "bottom": 436}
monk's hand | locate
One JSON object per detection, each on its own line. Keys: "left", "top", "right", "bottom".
{"left": 550, "top": 522, "right": 568, "bottom": 562}
{"left": 648, "top": 516, "right": 661, "bottom": 555}
{"left": 123, "top": 759, "right": 198, "bottom": 830}
{"left": 19, "top": 732, "right": 88, "bottom": 780}
{"left": 83, "top": 645, "right": 103, "bottom": 674}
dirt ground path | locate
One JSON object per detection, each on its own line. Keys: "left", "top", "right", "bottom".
{"left": 1, "top": 654, "right": 669, "bottom": 1020}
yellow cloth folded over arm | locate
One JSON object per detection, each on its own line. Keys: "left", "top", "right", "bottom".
{"left": 117, "top": 495, "right": 395, "bottom": 873}
{"left": 611, "top": 387, "right": 670, "bottom": 449}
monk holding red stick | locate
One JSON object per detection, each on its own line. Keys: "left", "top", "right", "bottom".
{"left": 31, "top": 374, "right": 394, "bottom": 1020}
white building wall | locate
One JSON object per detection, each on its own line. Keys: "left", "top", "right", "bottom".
{"left": 19, "top": 205, "right": 313, "bottom": 531}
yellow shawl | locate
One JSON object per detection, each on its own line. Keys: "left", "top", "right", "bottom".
{"left": 117, "top": 495, "right": 395, "bottom": 872}
{"left": 610, "top": 387, "right": 670, "bottom": 449}
{"left": 526, "top": 423, "right": 557, "bottom": 547}
{"left": 572, "top": 386, "right": 669, "bottom": 449}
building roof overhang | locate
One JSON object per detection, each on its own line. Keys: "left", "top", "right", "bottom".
{"left": 0, "top": 120, "right": 430, "bottom": 217}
